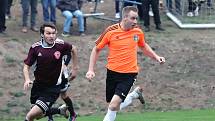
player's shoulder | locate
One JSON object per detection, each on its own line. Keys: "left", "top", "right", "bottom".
{"left": 107, "top": 23, "right": 120, "bottom": 31}
{"left": 134, "top": 25, "right": 143, "bottom": 31}
{"left": 31, "top": 40, "right": 42, "bottom": 48}
{"left": 133, "top": 26, "right": 144, "bottom": 34}
{"left": 55, "top": 38, "right": 65, "bottom": 44}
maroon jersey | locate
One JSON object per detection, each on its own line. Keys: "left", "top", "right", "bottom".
{"left": 24, "top": 38, "right": 72, "bottom": 86}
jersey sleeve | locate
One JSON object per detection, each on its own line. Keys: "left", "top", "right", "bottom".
{"left": 63, "top": 42, "right": 72, "bottom": 55}
{"left": 24, "top": 47, "right": 37, "bottom": 66}
{"left": 138, "top": 31, "right": 145, "bottom": 47}
{"left": 95, "top": 28, "right": 110, "bottom": 49}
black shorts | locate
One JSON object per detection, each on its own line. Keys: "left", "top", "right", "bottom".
{"left": 30, "top": 83, "right": 61, "bottom": 113}
{"left": 106, "top": 69, "right": 137, "bottom": 103}
{"left": 60, "top": 74, "right": 70, "bottom": 92}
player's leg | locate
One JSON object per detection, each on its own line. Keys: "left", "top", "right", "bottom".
{"left": 103, "top": 69, "right": 119, "bottom": 121}
{"left": 103, "top": 70, "right": 137, "bottom": 121}
{"left": 25, "top": 84, "right": 46, "bottom": 121}
{"left": 120, "top": 86, "right": 145, "bottom": 110}
{"left": 60, "top": 75, "right": 77, "bottom": 121}
{"left": 103, "top": 95, "right": 121, "bottom": 121}
{"left": 32, "top": 85, "right": 67, "bottom": 121}
{"left": 47, "top": 115, "right": 54, "bottom": 121}
{"left": 61, "top": 91, "right": 77, "bottom": 121}
{"left": 46, "top": 104, "right": 69, "bottom": 119}
{"left": 25, "top": 105, "right": 44, "bottom": 121}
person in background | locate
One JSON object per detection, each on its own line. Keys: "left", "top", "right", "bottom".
{"left": 207, "top": 0, "right": 213, "bottom": 9}
{"left": 187, "top": 0, "right": 205, "bottom": 17}
{"left": 6, "top": 0, "right": 13, "bottom": 19}
{"left": 115, "top": 0, "right": 120, "bottom": 19}
{"left": 41, "top": 0, "right": 57, "bottom": 24}
{"left": 86, "top": 6, "right": 165, "bottom": 121}
{"left": 57, "top": 0, "right": 85, "bottom": 37}
{"left": 166, "top": 0, "right": 181, "bottom": 14}
{"left": 21, "top": 0, "right": 39, "bottom": 33}
{"left": 141, "top": 0, "right": 165, "bottom": 32}
{"left": 0, "top": 0, "right": 7, "bottom": 34}
{"left": 123, "top": 0, "right": 144, "bottom": 20}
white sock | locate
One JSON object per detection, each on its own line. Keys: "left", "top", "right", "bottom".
{"left": 129, "top": 88, "right": 139, "bottom": 99}
{"left": 120, "top": 89, "right": 139, "bottom": 110}
{"left": 25, "top": 117, "right": 29, "bottom": 121}
{"left": 120, "top": 93, "right": 133, "bottom": 110}
{"left": 103, "top": 108, "right": 117, "bottom": 121}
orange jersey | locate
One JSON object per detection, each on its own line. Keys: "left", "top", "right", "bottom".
{"left": 95, "top": 23, "right": 145, "bottom": 73}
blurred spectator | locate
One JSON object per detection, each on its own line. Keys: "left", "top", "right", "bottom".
{"left": 87, "top": 0, "right": 104, "bottom": 3}
{"left": 166, "top": 0, "right": 181, "bottom": 14}
{"left": 6, "top": 0, "right": 13, "bottom": 19}
{"left": 115, "top": 0, "right": 120, "bottom": 18}
{"left": 0, "top": 0, "right": 7, "bottom": 34}
{"left": 187, "top": 0, "right": 197, "bottom": 17}
{"left": 207, "top": 0, "right": 213, "bottom": 9}
{"left": 114, "top": 0, "right": 144, "bottom": 19}
{"left": 57, "top": 0, "right": 85, "bottom": 37}
{"left": 187, "top": 0, "right": 205, "bottom": 17}
{"left": 123, "top": 0, "right": 144, "bottom": 20}
{"left": 41, "top": 0, "right": 57, "bottom": 24}
{"left": 141, "top": 0, "right": 165, "bottom": 32}
{"left": 21, "top": 0, "right": 38, "bottom": 33}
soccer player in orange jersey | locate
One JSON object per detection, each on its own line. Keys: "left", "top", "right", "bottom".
{"left": 86, "top": 6, "right": 165, "bottom": 121}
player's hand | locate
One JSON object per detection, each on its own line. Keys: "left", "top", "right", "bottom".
{"left": 86, "top": 70, "right": 95, "bottom": 81}
{"left": 157, "top": 56, "right": 165, "bottom": 64}
{"left": 23, "top": 80, "right": 33, "bottom": 90}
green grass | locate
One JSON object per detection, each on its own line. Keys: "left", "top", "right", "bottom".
{"left": 2, "top": 109, "right": 215, "bottom": 121}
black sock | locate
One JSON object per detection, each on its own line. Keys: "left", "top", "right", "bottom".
{"left": 63, "top": 97, "right": 75, "bottom": 115}
{"left": 48, "top": 114, "right": 53, "bottom": 120}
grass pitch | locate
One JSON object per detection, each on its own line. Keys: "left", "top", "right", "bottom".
{"left": 2, "top": 108, "right": 214, "bottom": 121}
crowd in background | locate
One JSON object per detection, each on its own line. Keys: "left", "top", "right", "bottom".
{"left": 0, "top": 0, "right": 214, "bottom": 36}
{"left": 115, "top": 0, "right": 165, "bottom": 32}
{"left": 0, "top": 0, "right": 86, "bottom": 36}
{"left": 166, "top": 0, "right": 214, "bottom": 17}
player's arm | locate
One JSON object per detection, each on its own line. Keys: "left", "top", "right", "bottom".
{"left": 62, "top": 52, "right": 71, "bottom": 72}
{"left": 23, "top": 64, "right": 33, "bottom": 90}
{"left": 64, "top": 53, "right": 71, "bottom": 66}
{"left": 86, "top": 46, "right": 101, "bottom": 80}
{"left": 86, "top": 27, "right": 108, "bottom": 80}
{"left": 139, "top": 43, "right": 165, "bottom": 64}
{"left": 70, "top": 45, "right": 78, "bottom": 80}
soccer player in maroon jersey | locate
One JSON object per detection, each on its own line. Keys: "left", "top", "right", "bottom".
{"left": 23, "top": 23, "right": 78, "bottom": 121}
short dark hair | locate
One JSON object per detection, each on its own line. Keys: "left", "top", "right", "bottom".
{"left": 122, "top": 6, "right": 138, "bottom": 18}
{"left": 40, "top": 22, "right": 57, "bottom": 35}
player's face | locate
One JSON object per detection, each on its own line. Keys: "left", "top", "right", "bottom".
{"left": 43, "top": 27, "right": 57, "bottom": 45}
{"left": 124, "top": 11, "right": 138, "bottom": 30}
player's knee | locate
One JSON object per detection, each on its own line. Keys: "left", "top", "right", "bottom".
{"left": 26, "top": 113, "right": 33, "bottom": 121}
{"left": 26, "top": 103, "right": 46, "bottom": 120}
{"left": 108, "top": 103, "right": 120, "bottom": 111}
{"left": 26, "top": 111, "right": 39, "bottom": 121}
